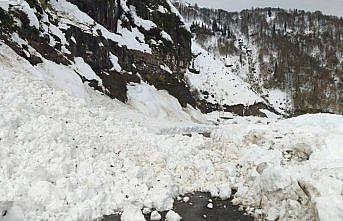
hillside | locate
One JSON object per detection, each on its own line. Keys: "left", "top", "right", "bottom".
{"left": 0, "top": 0, "right": 276, "bottom": 118}
{"left": 175, "top": 1, "right": 343, "bottom": 116}
{"left": 1, "top": 1, "right": 343, "bottom": 221}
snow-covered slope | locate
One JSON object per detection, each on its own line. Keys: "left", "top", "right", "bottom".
{"left": 0, "top": 0, "right": 282, "bottom": 117}
{"left": 0, "top": 0, "right": 198, "bottom": 111}
{"left": 186, "top": 40, "right": 263, "bottom": 106}
{"left": 175, "top": 2, "right": 343, "bottom": 116}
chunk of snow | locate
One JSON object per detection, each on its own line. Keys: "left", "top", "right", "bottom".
{"left": 127, "top": 82, "right": 200, "bottom": 122}
{"left": 218, "top": 184, "right": 232, "bottom": 200}
{"left": 182, "top": 196, "right": 190, "bottom": 203}
{"left": 165, "top": 210, "right": 182, "bottom": 221}
{"left": 207, "top": 203, "right": 213, "bottom": 209}
{"left": 109, "top": 53, "right": 122, "bottom": 72}
{"left": 157, "top": 6, "right": 168, "bottom": 14}
{"left": 121, "top": 206, "right": 146, "bottom": 221}
{"left": 150, "top": 211, "right": 162, "bottom": 221}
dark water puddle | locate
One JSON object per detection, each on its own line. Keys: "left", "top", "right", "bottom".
{"left": 101, "top": 192, "right": 253, "bottom": 221}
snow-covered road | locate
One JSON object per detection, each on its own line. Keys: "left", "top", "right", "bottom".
{"left": 1, "top": 43, "right": 343, "bottom": 221}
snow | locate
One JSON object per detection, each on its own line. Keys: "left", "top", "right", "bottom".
{"left": 212, "top": 113, "right": 343, "bottom": 220}
{"left": 166, "top": 0, "right": 185, "bottom": 23}
{"left": 157, "top": 6, "right": 168, "bottom": 14}
{"left": 116, "top": 21, "right": 152, "bottom": 54}
{"left": 121, "top": 207, "right": 146, "bottom": 221}
{"left": 1, "top": 4, "right": 343, "bottom": 220}
{"left": 160, "top": 31, "right": 173, "bottom": 42}
{"left": 127, "top": 82, "right": 205, "bottom": 123}
{"left": 14, "top": 1, "right": 40, "bottom": 29}
{"left": 0, "top": 0, "right": 10, "bottom": 11}
{"left": 51, "top": 0, "right": 152, "bottom": 54}
{"left": 38, "top": 59, "right": 88, "bottom": 100}
{"left": 186, "top": 40, "right": 263, "bottom": 106}
{"left": 72, "top": 57, "right": 102, "bottom": 83}
{"left": 150, "top": 211, "right": 162, "bottom": 221}
{"left": 182, "top": 196, "right": 190, "bottom": 203}
{"left": 0, "top": 202, "right": 24, "bottom": 221}
{"left": 165, "top": 210, "right": 182, "bottom": 221}
{"left": 129, "top": 5, "right": 157, "bottom": 31}
{"left": 0, "top": 43, "right": 212, "bottom": 221}
{"left": 265, "top": 89, "right": 289, "bottom": 114}
{"left": 109, "top": 53, "right": 122, "bottom": 72}
{"left": 160, "top": 64, "right": 173, "bottom": 74}
{"left": 46, "top": 23, "right": 68, "bottom": 46}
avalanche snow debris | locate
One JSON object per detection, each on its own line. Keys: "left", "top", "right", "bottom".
{"left": 150, "top": 210, "right": 162, "bottom": 221}
{"left": 1, "top": 11, "right": 343, "bottom": 220}
{"left": 165, "top": 210, "right": 182, "bottom": 221}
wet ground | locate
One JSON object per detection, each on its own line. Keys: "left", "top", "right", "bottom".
{"left": 101, "top": 192, "right": 254, "bottom": 221}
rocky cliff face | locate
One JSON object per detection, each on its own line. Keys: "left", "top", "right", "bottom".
{"left": 176, "top": 2, "right": 343, "bottom": 116}
{"left": 0, "top": 0, "right": 196, "bottom": 107}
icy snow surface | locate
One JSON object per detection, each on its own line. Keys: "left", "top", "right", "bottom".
{"left": 1, "top": 40, "right": 343, "bottom": 221}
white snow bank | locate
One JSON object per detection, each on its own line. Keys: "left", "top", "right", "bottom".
{"left": 38, "top": 59, "right": 88, "bottom": 100}
{"left": 0, "top": 44, "right": 222, "bottom": 221}
{"left": 127, "top": 82, "right": 205, "bottom": 123}
{"left": 212, "top": 113, "right": 343, "bottom": 220}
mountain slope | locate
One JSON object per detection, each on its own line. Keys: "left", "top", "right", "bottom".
{"left": 0, "top": 0, "right": 277, "bottom": 117}
{"left": 1, "top": 2, "right": 343, "bottom": 221}
{"left": 0, "top": 0, "right": 196, "bottom": 107}
{"left": 175, "top": 2, "right": 343, "bottom": 116}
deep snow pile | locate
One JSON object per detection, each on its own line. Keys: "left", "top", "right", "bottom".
{"left": 1, "top": 41, "right": 343, "bottom": 221}
{"left": 212, "top": 114, "right": 343, "bottom": 220}
{"left": 0, "top": 43, "right": 226, "bottom": 221}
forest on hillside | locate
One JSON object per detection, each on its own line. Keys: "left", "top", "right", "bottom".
{"left": 176, "top": 2, "right": 343, "bottom": 115}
